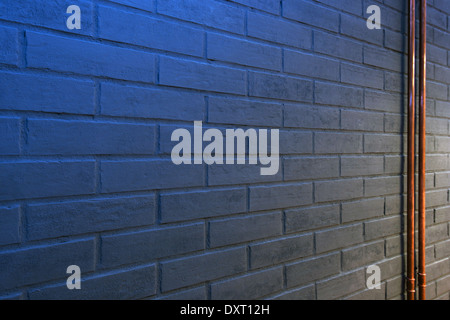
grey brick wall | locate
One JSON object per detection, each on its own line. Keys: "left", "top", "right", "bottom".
{"left": 0, "top": 0, "right": 449, "bottom": 300}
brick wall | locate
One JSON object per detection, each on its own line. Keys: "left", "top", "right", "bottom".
{"left": 0, "top": 0, "right": 449, "bottom": 300}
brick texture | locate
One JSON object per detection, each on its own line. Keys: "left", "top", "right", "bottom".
{"left": 0, "top": 0, "right": 449, "bottom": 300}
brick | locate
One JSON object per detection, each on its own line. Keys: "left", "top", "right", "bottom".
{"left": 385, "top": 194, "right": 405, "bottom": 216}
{"left": 157, "top": 286, "right": 206, "bottom": 300}
{"left": 250, "top": 234, "right": 313, "bottom": 269}
{"left": 384, "top": 113, "right": 405, "bottom": 133}
{"left": 436, "top": 275, "right": 450, "bottom": 297}
{"left": 342, "top": 198, "right": 384, "bottom": 223}
{"left": 426, "top": 189, "right": 449, "bottom": 208}
{"left": 427, "top": 117, "right": 449, "bottom": 135}
{"left": 435, "top": 137, "right": 450, "bottom": 153}
{"left": 0, "top": 117, "right": 20, "bottom": 155}
{"left": 100, "top": 160, "right": 204, "bottom": 193}
{"left": 434, "top": 28, "right": 450, "bottom": 51}
{"left": 341, "top": 14, "right": 383, "bottom": 45}
{"left": 271, "top": 285, "right": 315, "bottom": 300}
{"left": 346, "top": 283, "right": 386, "bottom": 300}
{"left": 0, "top": 0, "right": 94, "bottom": 35}
{"left": 435, "top": 0, "right": 450, "bottom": 14}
{"left": 284, "top": 104, "right": 340, "bottom": 129}
{"left": 364, "top": 216, "right": 401, "bottom": 241}
{"left": 386, "top": 275, "right": 403, "bottom": 299}
{"left": 435, "top": 239, "right": 450, "bottom": 260}
{"left": 100, "top": 82, "right": 204, "bottom": 121}
{"left": 106, "top": 0, "right": 154, "bottom": 11}
{"left": 315, "top": 224, "right": 364, "bottom": 253}
{"left": 99, "top": 5, "right": 203, "bottom": 57}
{"left": 364, "top": 46, "right": 405, "bottom": 73}
{"left": 427, "top": 154, "right": 449, "bottom": 171}
{"left": 315, "top": 178, "right": 364, "bottom": 202}
{"left": 208, "top": 163, "right": 282, "bottom": 186}
{"left": 0, "top": 72, "right": 95, "bottom": 114}
{"left": 208, "top": 33, "right": 282, "bottom": 71}
{"left": 285, "top": 204, "right": 340, "bottom": 233}
{"left": 26, "top": 195, "right": 155, "bottom": 241}
{"left": 314, "top": 132, "right": 363, "bottom": 154}
{"left": 285, "top": 252, "right": 340, "bottom": 288}
{"left": 341, "top": 63, "right": 384, "bottom": 89}
{"left": 428, "top": 43, "right": 448, "bottom": 65}
{"left": 0, "top": 239, "right": 95, "bottom": 290}
{"left": 377, "top": 256, "right": 402, "bottom": 280}
{"left": 384, "top": 71, "right": 407, "bottom": 93}
{"left": 314, "top": 31, "right": 363, "bottom": 62}
{"left": 436, "top": 292, "right": 450, "bottom": 300}
{"left": 378, "top": 4, "right": 404, "bottom": 31}
{"left": 27, "top": 119, "right": 155, "bottom": 155}
{"left": 160, "top": 248, "right": 247, "bottom": 292}
{"left": 385, "top": 29, "right": 407, "bottom": 53}
{"left": 315, "top": 82, "right": 363, "bottom": 107}
{"left": 435, "top": 206, "right": 450, "bottom": 224}
{"left": 157, "top": 0, "right": 245, "bottom": 34}
{"left": 341, "top": 110, "right": 384, "bottom": 132}
{"left": 435, "top": 64, "right": 450, "bottom": 84}
{"left": 386, "top": 236, "right": 406, "bottom": 258}
{"left": 427, "top": 62, "right": 435, "bottom": 81}
{"left": 426, "top": 223, "right": 448, "bottom": 244}
{"left": 365, "top": 90, "right": 403, "bottom": 112}
{"left": 0, "top": 292, "right": 23, "bottom": 300}
{"left": 341, "top": 156, "right": 384, "bottom": 177}
{"left": 230, "top": 0, "right": 279, "bottom": 14}
{"left": 364, "top": 176, "right": 401, "bottom": 197}
{"left": 160, "top": 188, "right": 246, "bottom": 223}
{"left": 283, "top": 0, "right": 339, "bottom": 32}
{"left": 279, "top": 130, "right": 313, "bottom": 155}
{"left": 248, "top": 71, "right": 313, "bottom": 102}
{"left": 427, "top": 135, "right": 436, "bottom": 153}
{"left": 26, "top": 31, "right": 155, "bottom": 83}
{"left": 427, "top": 81, "right": 448, "bottom": 100}
{"left": 0, "top": 206, "right": 20, "bottom": 245}
{"left": 342, "top": 241, "right": 385, "bottom": 271}
{"left": 316, "top": 269, "right": 366, "bottom": 300}
{"left": 0, "top": 25, "right": 18, "bottom": 66}
{"left": 0, "top": 161, "right": 95, "bottom": 201}
{"left": 247, "top": 12, "right": 312, "bottom": 49}
{"left": 284, "top": 157, "right": 339, "bottom": 181}
{"left": 383, "top": 0, "right": 403, "bottom": 11}
{"left": 249, "top": 183, "right": 313, "bottom": 211}
{"left": 160, "top": 56, "right": 245, "bottom": 95}
{"left": 427, "top": 258, "right": 450, "bottom": 281}
{"left": 364, "top": 134, "right": 402, "bottom": 153}
{"left": 208, "top": 97, "right": 282, "bottom": 127}
{"left": 284, "top": 50, "right": 339, "bottom": 81}
{"left": 435, "top": 101, "right": 450, "bottom": 118}
{"left": 158, "top": 123, "right": 195, "bottom": 155}
{"left": 101, "top": 223, "right": 204, "bottom": 268}
{"left": 315, "top": 0, "right": 362, "bottom": 15}
{"left": 209, "top": 212, "right": 282, "bottom": 248}
{"left": 426, "top": 281, "right": 437, "bottom": 300}
{"left": 211, "top": 267, "right": 283, "bottom": 299}
{"left": 30, "top": 264, "right": 156, "bottom": 300}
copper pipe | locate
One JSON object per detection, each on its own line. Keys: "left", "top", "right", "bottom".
{"left": 418, "top": 0, "right": 427, "bottom": 300}
{"left": 407, "top": 0, "right": 416, "bottom": 301}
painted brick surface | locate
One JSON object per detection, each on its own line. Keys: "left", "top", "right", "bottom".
{"left": 0, "top": 0, "right": 449, "bottom": 300}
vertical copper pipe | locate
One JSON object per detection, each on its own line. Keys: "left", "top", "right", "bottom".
{"left": 407, "top": 0, "right": 416, "bottom": 301}
{"left": 418, "top": 0, "right": 427, "bottom": 300}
